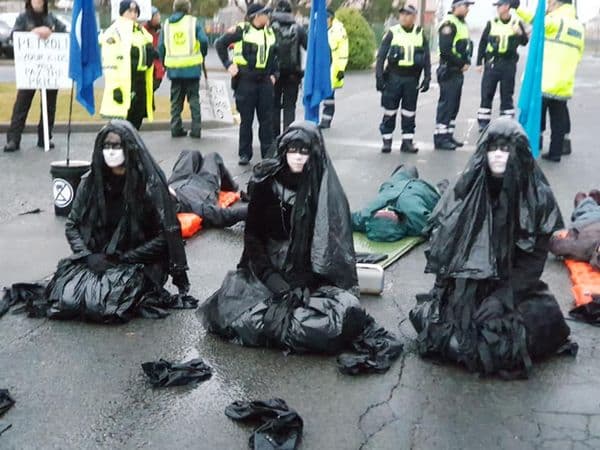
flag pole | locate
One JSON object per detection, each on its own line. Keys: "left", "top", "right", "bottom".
{"left": 67, "top": 80, "right": 74, "bottom": 167}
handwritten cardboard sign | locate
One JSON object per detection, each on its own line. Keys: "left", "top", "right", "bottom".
{"left": 13, "top": 32, "right": 71, "bottom": 90}
{"left": 200, "top": 79, "right": 234, "bottom": 123}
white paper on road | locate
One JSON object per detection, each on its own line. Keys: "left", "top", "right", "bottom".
{"left": 110, "top": 0, "right": 152, "bottom": 22}
{"left": 13, "top": 32, "right": 71, "bottom": 90}
{"left": 200, "top": 79, "right": 234, "bottom": 124}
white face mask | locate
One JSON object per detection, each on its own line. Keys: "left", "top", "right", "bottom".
{"left": 103, "top": 148, "right": 125, "bottom": 168}
{"left": 487, "top": 149, "right": 510, "bottom": 177}
{"left": 286, "top": 153, "right": 309, "bottom": 173}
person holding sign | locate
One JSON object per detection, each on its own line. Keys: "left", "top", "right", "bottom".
{"left": 100, "top": 1, "right": 156, "bottom": 130}
{"left": 3, "top": 0, "right": 66, "bottom": 153}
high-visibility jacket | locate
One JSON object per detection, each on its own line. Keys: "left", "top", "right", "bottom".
{"left": 439, "top": 14, "right": 472, "bottom": 61}
{"left": 517, "top": 4, "right": 584, "bottom": 99}
{"left": 100, "top": 17, "right": 154, "bottom": 121}
{"left": 163, "top": 15, "right": 203, "bottom": 68}
{"left": 486, "top": 16, "right": 520, "bottom": 55}
{"left": 388, "top": 24, "right": 424, "bottom": 67}
{"left": 232, "top": 22, "right": 276, "bottom": 70}
{"left": 328, "top": 18, "right": 348, "bottom": 89}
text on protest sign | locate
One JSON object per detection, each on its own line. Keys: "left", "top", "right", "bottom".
{"left": 13, "top": 32, "right": 71, "bottom": 90}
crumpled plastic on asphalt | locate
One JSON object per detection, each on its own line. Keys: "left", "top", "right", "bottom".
{"left": 0, "top": 390, "right": 15, "bottom": 417}
{"left": 225, "top": 398, "right": 303, "bottom": 450}
{"left": 355, "top": 252, "right": 388, "bottom": 265}
{"left": 141, "top": 358, "right": 213, "bottom": 387}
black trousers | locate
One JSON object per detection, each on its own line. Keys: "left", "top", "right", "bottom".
{"left": 170, "top": 78, "right": 201, "bottom": 135}
{"left": 234, "top": 76, "right": 274, "bottom": 160}
{"left": 435, "top": 71, "right": 463, "bottom": 140}
{"left": 6, "top": 88, "right": 58, "bottom": 146}
{"left": 126, "top": 75, "right": 148, "bottom": 130}
{"left": 478, "top": 59, "right": 517, "bottom": 128}
{"left": 321, "top": 91, "right": 335, "bottom": 123}
{"left": 379, "top": 73, "right": 419, "bottom": 142}
{"left": 541, "top": 97, "right": 569, "bottom": 158}
{"left": 273, "top": 72, "right": 301, "bottom": 137}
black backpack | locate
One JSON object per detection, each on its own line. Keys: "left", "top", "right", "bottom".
{"left": 272, "top": 22, "right": 300, "bottom": 72}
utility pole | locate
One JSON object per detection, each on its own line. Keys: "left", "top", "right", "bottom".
{"left": 419, "top": 0, "right": 426, "bottom": 26}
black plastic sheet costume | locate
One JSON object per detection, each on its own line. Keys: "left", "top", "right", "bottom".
{"left": 410, "top": 118, "right": 575, "bottom": 378}
{"left": 168, "top": 150, "right": 248, "bottom": 227}
{"left": 199, "top": 121, "right": 401, "bottom": 371}
{"left": 141, "top": 358, "right": 213, "bottom": 387}
{"left": 4, "top": 120, "right": 191, "bottom": 323}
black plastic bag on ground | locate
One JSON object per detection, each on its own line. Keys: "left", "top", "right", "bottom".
{"left": 0, "top": 390, "right": 15, "bottom": 417}
{"left": 569, "top": 295, "right": 600, "bottom": 326}
{"left": 1, "top": 283, "right": 47, "bottom": 318}
{"left": 141, "top": 358, "right": 213, "bottom": 387}
{"left": 225, "top": 398, "right": 303, "bottom": 450}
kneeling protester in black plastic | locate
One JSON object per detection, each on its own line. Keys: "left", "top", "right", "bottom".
{"left": 4, "top": 120, "right": 193, "bottom": 322}
{"left": 410, "top": 118, "right": 577, "bottom": 379}
{"left": 199, "top": 121, "right": 402, "bottom": 374}
{"left": 168, "top": 150, "right": 248, "bottom": 228}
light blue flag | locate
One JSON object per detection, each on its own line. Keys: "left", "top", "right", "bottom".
{"left": 69, "top": 0, "right": 102, "bottom": 115}
{"left": 303, "top": 0, "right": 332, "bottom": 123}
{"left": 518, "top": 0, "right": 546, "bottom": 158}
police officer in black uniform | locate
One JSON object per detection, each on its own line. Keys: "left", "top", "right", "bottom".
{"left": 434, "top": 0, "right": 474, "bottom": 151}
{"left": 476, "top": 0, "right": 527, "bottom": 132}
{"left": 376, "top": 4, "right": 431, "bottom": 154}
{"left": 215, "top": 3, "right": 278, "bottom": 165}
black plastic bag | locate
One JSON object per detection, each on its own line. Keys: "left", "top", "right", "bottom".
{"left": 0, "top": 390, "right": 15, "bottom": 417}
{"left": 355, "top": 252, "right": 388, "bottom": 264}
{"left": 1, "top": 283, "right": 47, "bottom": 318}
{"left": 569, "top": 295, "right": 600, "bottom": 326}
{"left": 141, "top": 358, "right": 213, "bottom": 387}
{"left": 225, "top": 398, "right": 303, "bottom": 450}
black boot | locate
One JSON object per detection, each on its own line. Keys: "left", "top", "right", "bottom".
{"left": 450, "top": 136, "right": 464, "bottom": 147}
{"left": 318, "top": 119, "right": 331, "bottom": 129}
{"left": 434, "top": 136, "right": 457, "bottom": 151}
{"left": 223, "top": 203, "right": 248, "bottom": 227}
{"left": 3, "top": 141, "right": 19, "bottom": 152}
{"left": 562, "top": 138, "right": 571, "bottom": 155}
{"left": 381, "top": 138, "right": 392, "bottom": 153}
{"left": 400, "top": 140, "right": 418, "bottom": 153}
{"left": 541, "top": 152, "right": 561, "bottom": 162}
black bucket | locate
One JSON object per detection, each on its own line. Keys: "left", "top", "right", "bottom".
{"left": 50, "top": 160, "right": 91, "bottom": 217}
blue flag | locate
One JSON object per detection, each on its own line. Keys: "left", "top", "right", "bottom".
{"left": 518, "top": 0, "right": 546, "bottom": 158}
{"left": 303, "top": 0, "right": 332, "bottom": 123}
{"left": 69, "top": 0, "right": 102, "bottom": 115}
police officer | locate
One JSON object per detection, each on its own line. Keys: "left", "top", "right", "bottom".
{"left": 476, "top": 0, "right": 527, "bottom": 132}
{"left": 100, "top": 1, "right": 155, "bottom": 130}
{"left": 216, "top": 3, "right": 277, "bottom": 165}
{"left": 159, "top": 0, "right": 208, "bottom": 138}
{"left": 319, "top": 9, "right": 348, "bottom": 129}
{"left": 434, "top": 0, "right": 474, "bottom": 151}
{"left": 376, "top": 4, "right": 431, "bottom": 154}
{"left": 270, "top": 0, "right": 307, "bottom": 136}
{"left": 516, "top": 0, "right": 583, "bottom": 162}
{"left": 4, "top": 0, "right": 67, "bottom": 152}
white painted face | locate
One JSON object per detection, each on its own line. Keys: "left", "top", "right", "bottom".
{"left": 286, "top": 146, "right": 310, "bottom": 173}
{"left": 487, "top": 142, "right": 510, "bottom": 177}
{"left": 103, "top": 148, "right": 125, "bottom": 168}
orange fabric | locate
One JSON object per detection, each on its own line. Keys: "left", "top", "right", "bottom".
{"left": 177, "top": 191, "right": 241, "bottom": 238}
{"left": 564, "top": 259, "right": 600, "bottom": 307}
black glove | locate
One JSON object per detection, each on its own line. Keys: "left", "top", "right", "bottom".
{"left": 419, "top": 77, "right": 430, "bottom": 93}
{"left": 510, "top": 0, "right": 520, "bottom": 8}
{"left": 376, "top": 77, "right": 385, "bottom": 92}
{"left": 112, "top": 88, "right": 123, "bottom": 104}
{"left": 172, "top": 270, "right": 190, "bottom": 295}
{"left": 85, "top": 253, "right": 115, "bottom": 273}
{"left": 264, "top": 272, "right": 290, "bottom": 295}
{"left": 336, "top": 70, "right": 345, "bottom": 81}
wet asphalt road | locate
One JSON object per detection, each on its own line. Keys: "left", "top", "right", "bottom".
{"left": 1, "top": 54, "right": 600, "bottom": 449}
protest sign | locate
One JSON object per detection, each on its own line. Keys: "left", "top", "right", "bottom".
{"left": 200, "top": 79, "right": 234, "bottom": 124}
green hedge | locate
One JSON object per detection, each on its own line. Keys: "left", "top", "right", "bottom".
{"left": 335, "top": 8, "right": 376, "bottom": 70}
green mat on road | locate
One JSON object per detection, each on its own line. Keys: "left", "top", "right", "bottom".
{"left": 353, "top": 233, "right": 425, "bottom": 269}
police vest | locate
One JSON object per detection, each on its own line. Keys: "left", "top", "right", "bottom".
{"left": 440, "top": 14, "right": 471, "bottom": 60}
{"left": 163, "top": 15, "right": 203, "bottom": 68}
{"left": 232, "top": 23, "right": 276, "bottom": 70}
{"left": 389, "top": 24, "right": 424, "bottom": 67}
{"left": 328, "top": 18, "right": 349, "bottom": 89}
{"left": 486, "top": 16, "right": 520, "bottom": 55}
{"left": 542, "top": 5, "right": 584, "bottom": 99}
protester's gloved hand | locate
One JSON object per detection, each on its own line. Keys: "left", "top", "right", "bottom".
{"left": 85, "top": 253, "right": 115, "bottom": 273}
{"left": 265, "top": 272, "right": 290, "bottom": 295}
{"left": 419, "top": 77, "right": 431, "bottom": 93}
{"left": 336, "top": 70, "right": 345, "bottom": 81}
{"left": 510, "top": 0, "right": 520, "bottom": 8}
{"left": 172, "top": 270, "right": 190, "bottom": 295}
{"left": 376, "top": 77, "right": 385, "bottom": 92}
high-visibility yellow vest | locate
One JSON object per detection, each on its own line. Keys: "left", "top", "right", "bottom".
{"left": 329, "top": 18, "right": 348, "bottom": 89}
{"left": 439, "top": 14, "right": 471, "bottom": 61}
{"left": 163, "top": 15, "right": 203, "bottom": 68}
{"left": 389, "top": 24, "right": 424, "bottom": 67}
{"left": 517, "top": 4, "right": 584, "bottom": 99}
{"left": 232, "top": 22, "right": 276, "bottom": 70}
{"left": 100, "top": 17, "right": 154, "bottom": 121}
{"left": 486, "top": 16, "right": 520, "bottom": 55}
